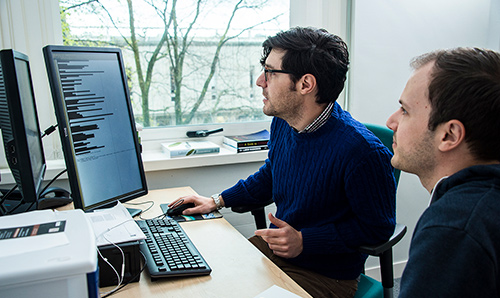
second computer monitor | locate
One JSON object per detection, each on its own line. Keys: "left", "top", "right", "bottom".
{"left": 43, "top": 45, "right": 147, "bottom": 212}
{"left": 0, "top": 49, "right": 46, "bottom": 210}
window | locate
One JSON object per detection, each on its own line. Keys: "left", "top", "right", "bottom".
{"left": 0, "top": 0, "right": 346, "bottom": 174}
{"left": 60, "top": 0, "right": 290, "bottom": 129}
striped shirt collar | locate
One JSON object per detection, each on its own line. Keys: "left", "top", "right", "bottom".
{"left": 298, "top": 101, "right": 335, "bottom": 133}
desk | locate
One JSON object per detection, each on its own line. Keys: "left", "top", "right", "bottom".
{"left": 103, "top": 187, "right": 311, "bottom": 297}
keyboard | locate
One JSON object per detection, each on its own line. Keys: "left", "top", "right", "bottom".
{"left": 136, "top": 218, "right": 212, "bottom": 279}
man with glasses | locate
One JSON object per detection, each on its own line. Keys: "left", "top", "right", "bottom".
{"left": 171, "top": 27, "right": 396, "bottom": 297}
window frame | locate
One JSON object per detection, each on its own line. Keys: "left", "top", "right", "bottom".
{"left": 0, "top": 0, "right": 349, "bottom": 183}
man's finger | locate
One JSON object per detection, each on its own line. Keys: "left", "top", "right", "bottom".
{"left": 267, "top": 213, "right": 288, "bottom": 228}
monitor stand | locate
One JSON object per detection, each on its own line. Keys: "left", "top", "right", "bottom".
{"left": 127, "top": 207, "right": 142, "bottom": 218}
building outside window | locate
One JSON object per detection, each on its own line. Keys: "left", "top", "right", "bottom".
{"left": 60, "top": 0, "right": 290, "bottom": 130}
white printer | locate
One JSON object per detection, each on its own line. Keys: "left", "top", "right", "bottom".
{"left": 0, "top": 209, "right": 98, "bottom": 298}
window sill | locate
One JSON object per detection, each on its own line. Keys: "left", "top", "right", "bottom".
{"left": 142, "top": 145, "right": 268, "bottom": 172}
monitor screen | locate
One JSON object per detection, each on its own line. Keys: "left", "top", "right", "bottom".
{"left": 43, "top": 45, "right": 147, "bottom": 212}
{"left": 0, "top": 49, "right": 46, "bottom": 210}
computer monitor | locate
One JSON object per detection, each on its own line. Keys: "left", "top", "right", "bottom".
{"left": 0, "top": 49, "right": 46, "bottom": 214}
{"left": 43, "top": 45, "right": 147, "bottom": 215}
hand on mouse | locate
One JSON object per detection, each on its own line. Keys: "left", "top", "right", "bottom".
{"left": 168, "top": 194, "right": 219, "bottom": 215}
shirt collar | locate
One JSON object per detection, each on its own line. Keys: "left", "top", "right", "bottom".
{"left": 298, "top": 101, "right": 335, "bottom": 134}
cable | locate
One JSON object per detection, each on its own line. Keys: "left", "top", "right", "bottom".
{"left": 123, "top": 200, "right": 154, "bottom": 219}
{"left": 39, "top": 169, "right": 68, "bottom": 195}
{"left": 0, "top": 184, "right": 19, "bottom": 209}
{"left": 96, "top": 218, "right": 148, "bottom": 297}
{"left": 1, "top": 164, "right": 67, "bottom": 215}
{"left": 98, "top": 234, "right": 126, "bottom": 296}
{"left": 0, "top": 184, "right": 34, "bottom": 216}
{"left": 40, "top": 124, "right": 58, "bottom": 138}
{"left": 97, "top": 247, "right": 121, "bottom": 296}
{"left": 96, "top": 219, "right": 132, "bottom": 297}
{"left": 35, "top": 169, "right": 68, "bottom": 210}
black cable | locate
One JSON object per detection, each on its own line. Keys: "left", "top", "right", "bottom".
{"left": 0, "top": 184, "right": 18, "bottom": 205}
{"left": 40, "top": 124, "right": 58, "bottom": 138}
{"left": 0, "top": 123, "right": 60, "bottom": 215}
{"left": 36, "top": 169, "right": 68, "bottom": 210}
{"left": 39, "top": 169, "right": 68, "bottom": 195}
{"left": 0, "top": 184, "right": 21, "bottom": 215}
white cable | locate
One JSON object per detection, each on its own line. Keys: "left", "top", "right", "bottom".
{"left": 97, "top": 247, "right": 122, "bottom": 297}
{"left": 96, "top": 222, "right": 129, "bottom": 296}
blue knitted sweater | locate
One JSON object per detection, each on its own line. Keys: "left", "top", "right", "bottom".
{"left": 222, "top": 103, "right": 396, "bottom": 279}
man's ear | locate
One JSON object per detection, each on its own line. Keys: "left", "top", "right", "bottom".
{"left": 437, "top": 120, "right": 466, "bottom": 152}
{"left": 298, "top": 74, "right": 317, "bottom": 95}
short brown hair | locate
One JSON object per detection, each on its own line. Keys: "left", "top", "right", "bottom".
{"left": 411, "top": 47, "right": 500, "bottom": 161}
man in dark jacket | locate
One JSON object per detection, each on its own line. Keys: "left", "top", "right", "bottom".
{"left": 386, "top": 47, "right": 500, "bottom": 297}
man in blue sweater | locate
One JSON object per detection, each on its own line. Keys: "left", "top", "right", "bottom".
{"left": 171, "top": 27, "right": 396, "bottom": 297}
{"left": 386, "top": 48, "right": 500, "bottom": 296}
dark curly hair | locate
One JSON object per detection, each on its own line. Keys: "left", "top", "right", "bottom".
{"left": 260, "top": 27, "right": 349, "bottom": 104}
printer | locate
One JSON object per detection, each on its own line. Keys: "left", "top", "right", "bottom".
{"left": 0, "top": 209, "right": 98, "bottom": 298}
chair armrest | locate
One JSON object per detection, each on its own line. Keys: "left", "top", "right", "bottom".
{"left": 231, "top": 199, "right": 274, "bottom": 230}
{"left": 230, "top": 199, "right": 274, "bottom": 214}
{"left": 358, "top": 223, "right": 407, "bottom": 256}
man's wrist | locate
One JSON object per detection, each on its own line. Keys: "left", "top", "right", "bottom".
{"left": 211, "top": 193, "right": 224, "bottom": 210}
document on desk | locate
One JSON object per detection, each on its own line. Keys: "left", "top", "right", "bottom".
{"left": 255, "top": 285, "right": 303, "bottom": 298}
{"left": 87, "top": 202, "right": 145, "bottom": 246}
{"left": 0, "top": 210, "right": 70, "bottom": 257}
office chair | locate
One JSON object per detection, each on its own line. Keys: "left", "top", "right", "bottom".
{"left": 231, "top": 123, "right": 406, "bottom": 298}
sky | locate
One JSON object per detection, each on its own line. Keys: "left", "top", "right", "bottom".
{"left": 63, "top": 0, "right": 289, "bottom": 40}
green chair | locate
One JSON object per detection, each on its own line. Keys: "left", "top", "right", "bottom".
{"left": 363, "top": 123, "right": 401, "bottom": 184}
{"left": 355, "top": 123, "right": 406, "bottom": 298}
{"left": 231, "top": 123, "right": 406, "bottom": 298}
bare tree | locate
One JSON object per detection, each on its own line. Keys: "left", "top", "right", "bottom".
{"left": 62, "top": 0, "right": 282, "bottom": 126}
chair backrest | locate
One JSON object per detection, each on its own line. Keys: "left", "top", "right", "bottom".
{"left": 356, "top": 123, "right": 406, "bottom": 298}
{"left": 363, "top": 123, "right": 401, "bottom": 185}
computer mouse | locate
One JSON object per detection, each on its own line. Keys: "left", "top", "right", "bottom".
{"left": 167, "top": 202, "right": 195, "bottom": 217}
{"left": 37, "top": 187, "right": 73, "bottom": 210}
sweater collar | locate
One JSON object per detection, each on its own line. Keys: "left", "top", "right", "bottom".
{"left": 430, "top": 164, "right": 500, "bottom": 205}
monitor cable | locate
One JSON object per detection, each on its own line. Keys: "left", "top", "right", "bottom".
{"left": 124, "top": 200, "right": 154, "bottom": 219}
{"left": 0, "top": 123, "right": 62, "bottom": 215}
{"left": 0, "top": 184, "right": 22, "bottom": 216}
{"left": 40, "top": 123, "right": 58, "bottom": 138}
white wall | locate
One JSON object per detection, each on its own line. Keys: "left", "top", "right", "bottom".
{"left": 347, "top": 0, "right": 500, "bottom": 275}
{"left": 0, "top": 0, "right": 64, "bottom": 162}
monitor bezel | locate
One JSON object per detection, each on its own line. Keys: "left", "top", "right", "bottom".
{"left": 0, "top": 49, "right": 46, "bottom": 204}
{"left": 43, "top": 45, "right": 148, "bottom": 212}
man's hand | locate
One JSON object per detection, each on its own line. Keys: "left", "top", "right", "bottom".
{"left": 254, "top": 213, "right": 303, "bottom": 258}
{"left": 168, "top": 195, "right": 217, "bottom": 215}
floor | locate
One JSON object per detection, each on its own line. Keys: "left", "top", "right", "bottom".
{"left": 220, "top": 202, "right": 277, "bottom": 238}
{"left": 394, "top": 277, "right": 401, "bottom": 297}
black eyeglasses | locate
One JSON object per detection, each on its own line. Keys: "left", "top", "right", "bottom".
{"left": 263, "top": 68, "right": 295, "bottom": 82}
